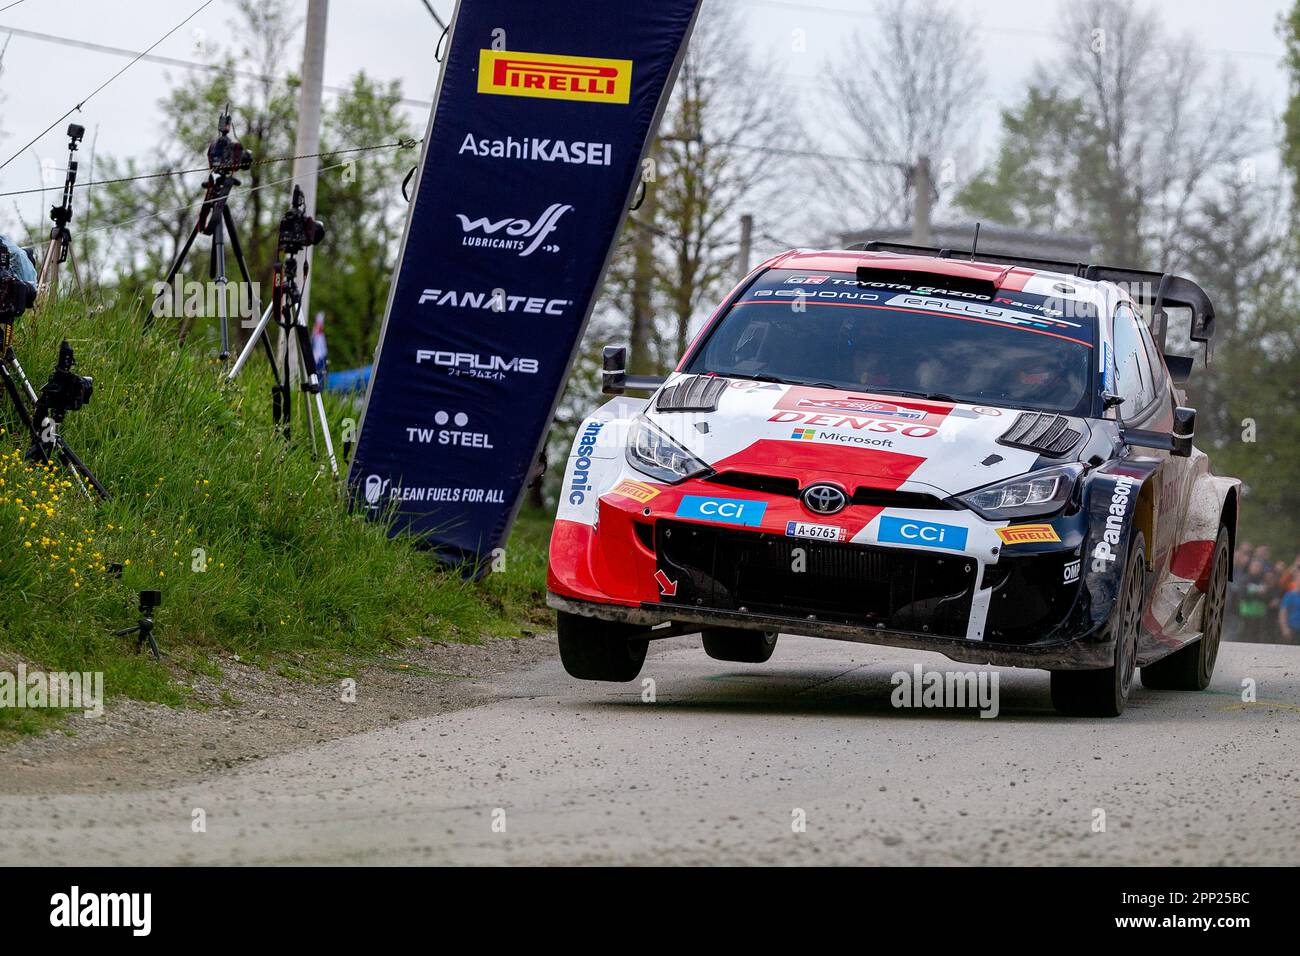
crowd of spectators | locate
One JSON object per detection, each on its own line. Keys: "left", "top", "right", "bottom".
{"left": 1228, "top": 542, "right": 1300, "bottom": 645}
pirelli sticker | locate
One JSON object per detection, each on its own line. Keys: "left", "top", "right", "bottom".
{"left": 477, "top": 50, "right": 633, "bottom": 104}
{"left": 997, "top": 523, "right": 1061, "bottom": 545}
{"left": 609, "top": 479, "right": 660, "bottom": 504}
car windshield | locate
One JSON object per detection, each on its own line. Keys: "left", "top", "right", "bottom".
{"left": 684, "top": 267, "right": 1097, "bottom": 416}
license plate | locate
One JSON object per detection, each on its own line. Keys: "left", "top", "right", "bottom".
{"left": 785, "top": 520, "right": 844, "bottom": 541}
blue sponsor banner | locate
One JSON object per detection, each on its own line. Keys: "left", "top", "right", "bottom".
{"left": 677, "top": 496, "right": 768, "bottom": 527}
{"left": 348, "top": 0, "right": 702, "bottom": 566}
{"left": 877, "top": 516, "right": 969, "bottom": 552}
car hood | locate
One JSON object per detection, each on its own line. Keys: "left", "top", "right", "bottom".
{"left": 642, "top": 374, "right": 1083, "bottom": 498}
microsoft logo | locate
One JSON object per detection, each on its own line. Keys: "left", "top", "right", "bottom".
{"left": 791, "top": 428, "right": 816, "bottom": 440}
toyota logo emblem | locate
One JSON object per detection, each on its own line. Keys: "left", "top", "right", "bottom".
{"left": 801, "top": 483, "right": 848, "bottom": 515}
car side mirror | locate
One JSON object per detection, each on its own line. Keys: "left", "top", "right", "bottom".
{"left": 602, "top": 345, "right": 627, "bottom": 394}
{"left": 602, "top": 344, "right": 668, "bottom": 395}
{"left": 1124, "top": 406, "right": 1195, "bottom": 458}
{"left": 1171, "top": 405, "right": 1195, "bottom": 457}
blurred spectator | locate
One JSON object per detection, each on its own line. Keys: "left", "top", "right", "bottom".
{"left": 1281, "top": 580, "right": 1300, "bottom": 645}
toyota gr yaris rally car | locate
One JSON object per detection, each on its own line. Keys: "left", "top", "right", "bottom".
{"left": 547, "top": 244, "right": 1238, "bottom": 717}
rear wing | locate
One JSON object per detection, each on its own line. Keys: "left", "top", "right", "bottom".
{"left": 854, "top": 241, "right": 1216, "bottom": 369}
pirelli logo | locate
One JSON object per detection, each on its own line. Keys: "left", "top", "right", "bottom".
{"left": 609, "top": 479, "right": 660, "bottom": 504}
{"left": 996, "top": 523, "right": 1062, "bottom": 545}
{"left": 477, "top": 50, "right": 633, "bottom": 104}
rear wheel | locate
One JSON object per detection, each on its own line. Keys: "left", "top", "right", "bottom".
{"left": 557, "top": 610, "right": 647, "bottom": 682}
{"left": 1141, "top": 526, "right": 1229, "bottom": 691}
{"left": 702, "top": 628, "right": 778, "bottom": 663}
{"left": 1051, "top": 532, "right": 1145, "bottom": 717}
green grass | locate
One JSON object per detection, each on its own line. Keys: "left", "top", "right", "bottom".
{"left": 0, "top": 295, "right": 552, "bottom": 735}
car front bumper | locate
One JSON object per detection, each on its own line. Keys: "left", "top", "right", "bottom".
{"left": 547, "top": 591, "right": 1116, "bottom": 670}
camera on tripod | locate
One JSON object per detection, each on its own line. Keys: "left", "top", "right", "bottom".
{"left": 206, "top": 109, "right": 253, "bottom": 175}
{"left": 36, "top": 340, "right": 93, "bottom": 422}
{"left": 0, "top": 245, "right": 38, "bottom": 327}
{"left": 278, "top": 184, "right": 325, "bottom": 252}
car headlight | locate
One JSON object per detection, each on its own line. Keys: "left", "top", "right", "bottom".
{"left": 626, "top": 418, "right": 709, "bottom": 484}
{"left": 957, "top": 463, "right": 1085, "bottom": 520}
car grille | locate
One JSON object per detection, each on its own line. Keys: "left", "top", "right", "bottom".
{"left": 705, "top": 471, "right": 953, "bottom": 510}
{"left": 655, "top": 520, "right": 976, "bottom": 636}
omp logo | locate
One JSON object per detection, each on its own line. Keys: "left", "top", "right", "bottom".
{"left": 996, "top": 523, "right": 1061, "bottom": 545}
{"left": 477, "top": 50, "right": 633, "bottom": 104}
{"left": 1091, "top": 474, "right": 1136, "bottom": 572}
{"left": 456, "top": 203, "right": 572, "bottom": 257}
{"left": 50, "top": 886, "right": 151, "bottom": 936}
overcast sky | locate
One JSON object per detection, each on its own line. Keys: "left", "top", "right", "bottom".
{"left": 0, "top": 0, "right": 1291, "bottom": 232}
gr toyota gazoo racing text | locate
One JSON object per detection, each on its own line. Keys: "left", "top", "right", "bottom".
{"left": 547, "top": 244, "right": 1237, "bottom": 717}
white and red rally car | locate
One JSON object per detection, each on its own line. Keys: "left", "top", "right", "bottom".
{"left": 548, "top": 244, "right": 1238, "bottom": 716}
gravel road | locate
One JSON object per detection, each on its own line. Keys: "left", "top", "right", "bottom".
{"left": 2, "top": 637, "right": 1296, "bottom": 865}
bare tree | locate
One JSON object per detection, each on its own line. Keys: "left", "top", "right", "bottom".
{"left": 1053, "top": 0, "right": 1261, "bottom": 268}
{"left": 826, "top": 0, "right": 986, "bottom": 228}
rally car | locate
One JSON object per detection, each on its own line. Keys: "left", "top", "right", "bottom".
{"left": 547, "top": 243, "right": 1237, "bottom": 716}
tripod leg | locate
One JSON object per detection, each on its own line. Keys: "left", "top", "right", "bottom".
{"left": 210, "top": 216, "right": 230, "bottom": 362}
{"left": 147, "top": 217, "right": 202, "bottom": 332}
{"left": 227, "top": 301, "right": 277, "bottom": 380}
{"left": 223, "top": 206, "right": 267, "bottom": 340}
{"left": 292, "top": 318, "right": 339, "bottom": 477}
{"left": 0, "top": 362, "right": 55, "bottom": 470}
{"left": 56, "top": 437, "right": 110, "bottom": 501}
{"left": 36, "top": 241, "right": 59, "bottom": 311}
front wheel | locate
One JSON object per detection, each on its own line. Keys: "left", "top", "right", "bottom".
{"left": 557, "top": 610, "right": 647, "bottom": 682}
{"left": 1051, "top": 532, "right": 1145, "bottom": 717}
{"left": 1141, "top": 526, "right": 1229, "bottom": 691}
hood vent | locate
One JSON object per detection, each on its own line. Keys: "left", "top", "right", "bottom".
{"left": 656, "top": 374, "right": 729, "bottom": 412}
{"left": 998, "top": 412, "right": 1082, "bottom": 457}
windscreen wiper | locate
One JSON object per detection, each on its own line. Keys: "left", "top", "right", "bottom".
{"left": 850, "top": 386, "right": 961, "bottom": 403}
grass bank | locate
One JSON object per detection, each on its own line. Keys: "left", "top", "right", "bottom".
{"left": 0, "top": 296, "right": 551, "bottom": 735}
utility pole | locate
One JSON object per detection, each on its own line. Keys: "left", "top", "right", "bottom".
{"left": 288, "top": 0, "right": 329, "bottom": 373}
{"left": 910, "top": 155, "right": 932, "bottom": 246}
{"left": 738, "top": 213, "right": 753, "bottom": 281}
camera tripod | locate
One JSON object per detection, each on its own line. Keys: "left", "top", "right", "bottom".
{"left": 36, "top": 124, "right": 86, "bottom": 310}
{"left": 148, "top": 112, "right": 276, "bottom": 370}
{"left": 0, "top": 331, "right": 108, "bottom": 501}
{"left": 113, "top": 589, "right": 162, "bottom": 661}
{"left": 230, "top": 245, "right": 338, "bottom": 476}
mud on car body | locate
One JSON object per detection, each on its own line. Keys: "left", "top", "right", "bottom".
{"left": 547, "top": 245, "right": 1238, "bottom": 716}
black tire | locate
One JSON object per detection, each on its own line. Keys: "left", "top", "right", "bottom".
{"left": 556, "top": 610, "right": 647, "bottom": 682}
{"left": 1141, "top": 526, "right": 1229, "bottom": 691}
{"left": 1051, "top": 532, "right": 1145, "bottom": 717}
{"left": 701, "top": 628, "right": 778, "bottom": 663}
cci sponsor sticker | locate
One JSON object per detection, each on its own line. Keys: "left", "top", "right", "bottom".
{"left": 996, "top": 523, "right": 1061, "bottom": 545}
{"left": 609, "top": 479, "right": 660, "bottom": 504}
{"left": 877, "top": 516, "right": 968, "bottom": 551}
{"left": 676, "top": 495, "right": 767, "bottom": 527}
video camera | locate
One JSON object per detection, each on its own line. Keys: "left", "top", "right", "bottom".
{"left": 0, "top": 244, "right": 38, "bottom": 326}
{"left": 278, "top": 184, "right": 326, "bottom": 253}
{"left": 206, "top": 109, "right": 254, "bottom": 175}
{"left": 34, "top": 340, "right": 94, "bottom": 425}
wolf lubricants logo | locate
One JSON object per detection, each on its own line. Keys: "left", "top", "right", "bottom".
{"left": 477, "top": 50, "right": 633, "bottom": 104}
